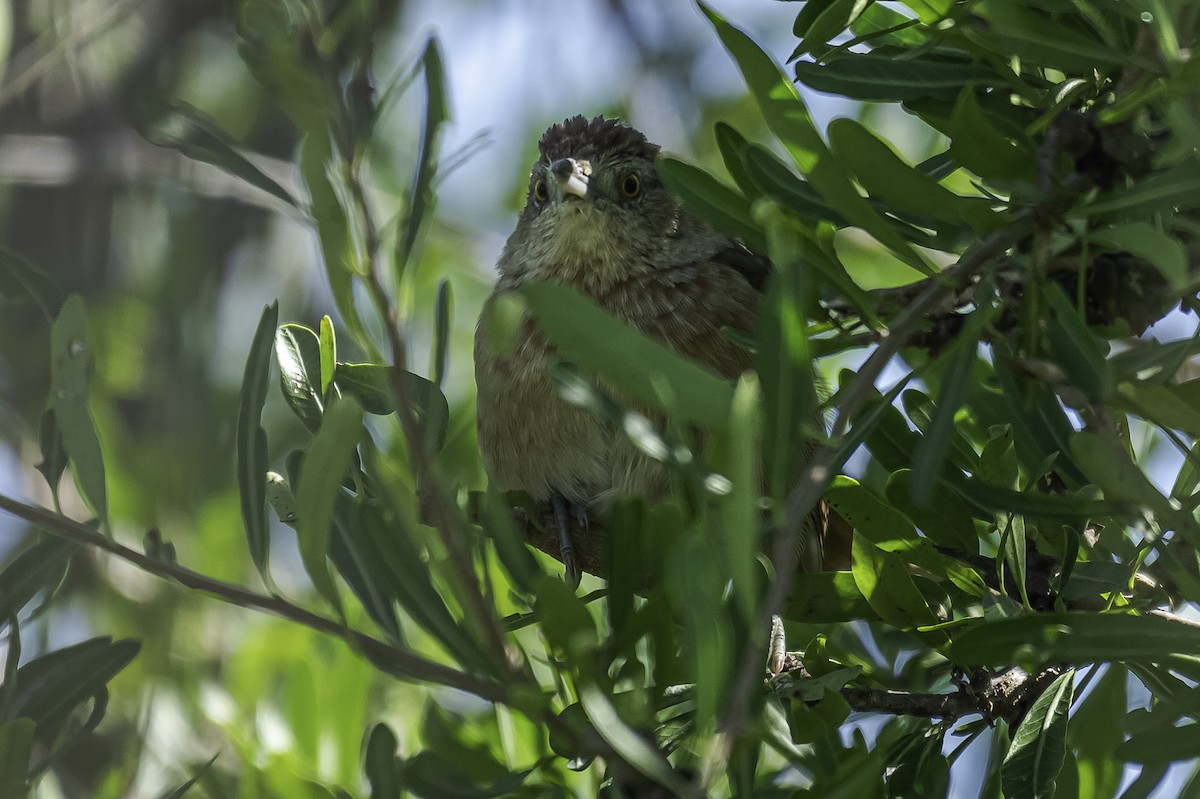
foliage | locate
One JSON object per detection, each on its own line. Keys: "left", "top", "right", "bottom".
{"left": 1, "top": 0, "right": 1200, "bottom": 797}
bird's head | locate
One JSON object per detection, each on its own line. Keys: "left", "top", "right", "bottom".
{"left": 498, "top": 116, "right": 685, "bottom": 290}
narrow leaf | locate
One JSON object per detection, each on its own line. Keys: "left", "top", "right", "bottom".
{"left": 0, "top": 247, "right": 65, "bottom": 321}
{"left": 238, "top": 302, "right": 279, "bottom": 575}
{"left": 519, "top": 281, "right": 735, "bottom": 429}
{"left": 296, "top": 396, "right": 364, "bottom": 612}
{"left": 50, "top": 296, "right": 107, "bottom": 524}
{"left": 700, "top": 3, "right": 935, "bottom": 275}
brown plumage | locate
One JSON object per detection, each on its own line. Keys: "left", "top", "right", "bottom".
{"left": 474, "top": 116, "right": 837, "bottom": 579}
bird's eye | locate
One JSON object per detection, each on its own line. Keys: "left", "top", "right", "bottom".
{"left": 621, "top": 173, "right": 641, "bottom": 198}
{"left": 533, "top": 179, "right": 549, "bottom": 204}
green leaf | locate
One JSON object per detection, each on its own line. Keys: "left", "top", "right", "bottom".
{"left": 785, "top": 571, "right": 878, "bottom": 622}
{"left": 713, "top": 122, "right": 758, "bottom": 197}
{"left": 887, "top": 727, "right": 950, "bottom": 798}
{"left": 296, "top": 396, "right": 364, "bottom": 613}
{"left": 518, "top": 281, "right": 735, "bottom": 428}
{"left": 886, "top": 471, "right": 978, "bottom": 553}
{"left": 795, "top": 55, "right": 995, "bottom": 102}
{"left": 9, "top": 637, "right": 140, "bottom": 734}
{"left": 35, "top": 410, "right": 68, "bottom": 501}
{"left": 1117, "top": 722, "right": 1200, "bottom": 766}
{"left": 851, "top": 533, "right": 940, "bottom": 631}
{"left": 1069, "top": 432, "right": 1172, "bottom": 516}
{"left": 0, "top": 538, "right": 74, "bottom": 624}
{"left": 397, "top": 37, "right": 447, "bottom": 275}
{"left": 946, "top": 474, "right": 1128, "bottom": 520}
{"left": 579, "top": 684, "right": 690, "bottom": 794}
{"left": 144, "top": 104, "right": 302, "bottom": 209}
{"left": 299, "top": 131, "right": 377, "bottom": 359}
{"left": 791, "top": 0, "right": 865, "bottom": 57}
{"left": 1079, "top": 160, "right": 1200, "bottom": 217}
{"left": 318, "top": 315, "right": 336, "bottom": 396}
{"left": 827, "top": 117, "right": 994, "bottom": 230}
{"left": 700, "top": 2, "right": 934, "bottom": 276}
{"left": 50, "top": 295, "right": 108, "bottom": 525}
{"left": 741, "top": 145, "right": 846, "bottom": 224}
{"left": 275, "top": 323, "right": 324, "bottom": 432}
{"left": 947, "top": 89, "right": 1035, "bottom": 183}
{"left": 0, "top": 247, "right": 65, "bottom": 321}
{"left": 1089, "top": 223, "right": 1188, "bottom": 291}
{"left": 1115, "top": 381, "right": 1200, "bottom": 436}
{"left": 723, "top": 374, "right": 762, "bottom": 625}
{"left": 1001, "top": 669, "right": 1075, "bottom": 799}
{"left": 404, "top": 752, "right": 534, "bottom": 798}
{"left": 1043, "top": 283, "right": 1111, "bottom": 402}
{"left": 948, "top": 613, "right": 1200, "bottom": 668}
{"left": 333, "top": 363, "right": 449, "bottom": 452}
{"left": 968, "top": 2, "right": 1127, "bottom": 73}
{"left": 658, "top": 157, "right": 766, "bottom": 253}
{"left": 364, "top": 723, "right": 400, "bottom": 799}
{"left": 157, "top": 754, "right": 219, "bottom": 799}
{"left": 910, "top": 315, "right": 983, "bottom": 503}
{"left": 0, "top": 718, "right": 34, "bottom": 797}
{"left": 238, "top": 302, "right": 279, "bottom": 575}
{"left": 431, "top": 279, "right": 453, "bottom": 389}
{"left": 1109, "top": 335, "right": 1200, "bottom": 383}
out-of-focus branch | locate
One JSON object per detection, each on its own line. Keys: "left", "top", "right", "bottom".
{"left": 0, "top": 132, "right": 303, "bottom": 216}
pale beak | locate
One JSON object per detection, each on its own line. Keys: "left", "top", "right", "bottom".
{"left": 550, "top": 157, "right": 591, "bottom": 198}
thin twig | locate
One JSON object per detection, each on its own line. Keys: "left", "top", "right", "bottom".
{"left": 0, "top": 492, "right": 511, "bottom": 704}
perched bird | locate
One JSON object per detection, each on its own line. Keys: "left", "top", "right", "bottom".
{"left": 474, "top": 115, "right": 827, "bottom": 584}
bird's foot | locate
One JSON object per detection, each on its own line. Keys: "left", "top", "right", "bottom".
{"left": 551, "top": 494, "right": 588, "bottom": 588}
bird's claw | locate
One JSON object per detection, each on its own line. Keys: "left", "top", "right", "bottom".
{"left": 551, "top": 494, "right": 587, "bottom": 588}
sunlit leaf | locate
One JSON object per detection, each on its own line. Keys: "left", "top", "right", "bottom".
{"left": 275, "top": 323, "right": 324, "bottom": 432}
{"left": 1002, "top": 669, "right": 1075, "bottom": 799}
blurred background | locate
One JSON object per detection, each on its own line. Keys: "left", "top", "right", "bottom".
{"left": 0, "top": 0, "right": 1009, "bottom": 795}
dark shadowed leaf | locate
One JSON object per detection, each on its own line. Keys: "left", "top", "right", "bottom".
{"left": 795, "top": 55, "right": 995, "bottom": 102}
{"left": 659, "top": 157, "right": 766, "bottom": 253}
{"left": 0, "top": 247, "right": 65, "bottom": 321}
{"left": 364, "top": 723, "right": 401, "bottom": 799}
{"left": 333, "top": 363, "right": 449, "bottom": 452}
{"left": 948, "top": 613, "right": 1200, "bottom": 668}
{"left": 0, "top": 538, "right": 74, "bottom": 624}
{"left": 0, "top": 718, "right": 34, "bottom": 796}
{"left": 238, "top": 302, "right": 279, "bottom": 575}
{"left": 8, "top": 637, "right": 140, "bottom": 735}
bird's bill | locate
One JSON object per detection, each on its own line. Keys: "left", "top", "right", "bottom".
{"left": 551, "top": 157, "right": 591, "bottom": 198}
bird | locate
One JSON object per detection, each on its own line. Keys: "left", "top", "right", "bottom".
{"left": 474, "top": 115, "right": 831, "bottom": 585}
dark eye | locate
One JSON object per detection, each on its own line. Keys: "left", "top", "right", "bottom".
{"left": 621, "top": 173, "right": 641, "bottom": 198}
{"left": 533, "top": 178, "right": 549, "bottom": 204}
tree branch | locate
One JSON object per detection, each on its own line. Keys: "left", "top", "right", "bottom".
{"left": 0, "top": 492, "right": 512, "bottom": 705}
{"left": 771, "top": 662, "right": 1064, "bottom": 728}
